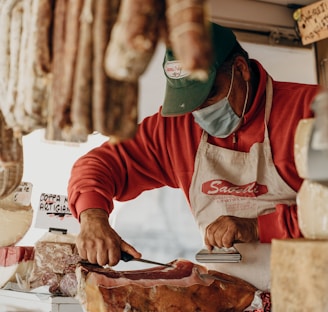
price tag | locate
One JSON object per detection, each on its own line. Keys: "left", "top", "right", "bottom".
{"left": 35, "top": 192, "right": 80, "bottom": 233}
{"left": 39, "top": 193, "right": 70, "bottom": 216}
{"left": 13, "top": 182, "right": 33, "bottom": 206}
{"left": 0, "top": 182, "right": 33, "bottom": 209}
{"left": 294, "top": 0, "right": 328, "bottom": 45}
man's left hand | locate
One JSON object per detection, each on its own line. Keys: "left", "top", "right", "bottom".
{"left": 204, "top": 216, "right": 258, "bottom": 249}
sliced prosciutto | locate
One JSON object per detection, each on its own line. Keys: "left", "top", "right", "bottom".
{"left": 76, "top": 259, "right": 257, "bottom": 312}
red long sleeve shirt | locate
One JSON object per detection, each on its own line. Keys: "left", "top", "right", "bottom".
{"left": 67, "top": 60, "right": 321, "bottom": 242}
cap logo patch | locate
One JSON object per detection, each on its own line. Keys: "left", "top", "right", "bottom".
{"left": 164, "top": 61, "right": 190, "bottom": 79}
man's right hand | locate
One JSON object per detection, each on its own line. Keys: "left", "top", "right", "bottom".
{"left": 77, "top": 208, "right": 141, "bottom": 266}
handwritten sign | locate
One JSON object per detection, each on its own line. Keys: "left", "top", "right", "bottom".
{"left": 294, "top": 0, "right": 328, "bottom": 45}
{"left": 0, "top": 182, "right": 33, "bottom": 209}
{"left": 13, "top": 182, "right": 33, "bottom": 206}
{"left": 39, "top": 193, "right": 70, "bottom": 216}
{"left": 35, "top": 193, "right": 80, "bottom": 233}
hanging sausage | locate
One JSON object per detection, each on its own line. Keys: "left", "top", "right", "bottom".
{"left": 0, "top": 0, "right": 212, "bottom": 143}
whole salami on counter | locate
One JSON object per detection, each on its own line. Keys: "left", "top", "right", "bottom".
{"left": 27, "top": 232, "right": 80, "bottom": 296}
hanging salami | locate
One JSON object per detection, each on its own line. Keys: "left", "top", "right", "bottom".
{"left": 3, "top": 0, "right": 23, "bottom": 131}
{"left": 0, "top": 0, "right": 22, "bottom": 132}
{"left": 45, "top": 0, "right": 83, "bottom": 141}
{"left": 165, "top": 0, "right": 212, "bottom": 80}
{"left": 0, "top": 0, "right": 212, "bottom": 143}
{"left": 63, "top": 0, "right": 94, "bottom": 142}
{"left": 92, "top": 0, "right": 119, "bottom": 134}
{"left": 0, "top": 0, "right": 53, "bottom": 134}
{"left": 17, "top": 0, "right": 51, "bottom": 132}
{"left": 0, "top": 111, "right": 23, "bottom": 198}
{"left": 102, "top": 79, "right": 138, "bottom": 141}
{"left": 92, "top": 0, "right": 138, "bottom": 141}
{"left": 104, "top": 0, "right": 165, "bottom": 82}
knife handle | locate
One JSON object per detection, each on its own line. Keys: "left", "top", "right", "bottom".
{"left": 121, "top": 251, "right": 134, "bottom": 262}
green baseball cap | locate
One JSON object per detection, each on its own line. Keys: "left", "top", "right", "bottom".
{"left": 161, "top": 23, "right": 237, "bottom": 116}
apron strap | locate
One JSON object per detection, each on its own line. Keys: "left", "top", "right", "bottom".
{"left": 264, "top": 76, "right": 273, "bottom": 139}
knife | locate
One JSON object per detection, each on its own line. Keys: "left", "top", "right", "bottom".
{"left": 121, "top": 251, "right": 172, "bottom": 267}
{"left": 79, "top": 251, "right": 172, "bottom": 268}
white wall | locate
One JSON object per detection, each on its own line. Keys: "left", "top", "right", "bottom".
{"left": 242, "top": 41, "right": 317, "bottom": 84}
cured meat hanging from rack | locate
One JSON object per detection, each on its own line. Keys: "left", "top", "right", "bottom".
{"left": 0, "top": 1, "right": 25, "bottom": 198}
{"left": 104, "top": 0, "right": 212, "bottom": 82}
{"left": 104, "top": 0, "right": 165, "bottom": 82}
{"left": 91, "top": 0, "right": 117, "bottom": 136}
{"left": 0, "top": 0, "right": 213, "bottom": 143}
{"left": 45, "top": 0, "right": 84, "bottom": 141}
{"left": 45, "top": 0, "right": 139, "bottom": 142}
{"left": 16, "top": 0, "right": 52, "bottom": 133}
{"left": 1, "top": 0, "right": 22, "bottom": 131}
{"left": 165, "top": 0, "right": 212, "bottom": 80}
{"left": 0, "top": 111, "right": 23, "bottom": 198}
{"left": 92, "top": 0, "right": 139, "bottom": 141}
{"left": 99, "top": 79, "right": 138, "bottom": 141}
{"left": 0, "top": 0, "right": 23, "bottom": 132}
{"left": 0, "top": 0, "right": 19, "bottom": 131}
{"left": 0, "top": 0, "right": 52, "bottom": 135}
{"left": 62, "top": 0, "right": 94, "bottom": 142}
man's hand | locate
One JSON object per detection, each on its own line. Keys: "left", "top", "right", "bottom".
{"left": 204, "top": 216, "right": 258, "bottom": 249}
{"left": 77, "top": 208, "right": 141, "bottom": 266}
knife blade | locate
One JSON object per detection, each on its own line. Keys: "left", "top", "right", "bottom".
{"left": 121, "top": 251, "right": 172, "bottom": 267}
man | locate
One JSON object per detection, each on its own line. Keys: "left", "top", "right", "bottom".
{"left": 67, "top": 22, "right": 321, "bottom": 290}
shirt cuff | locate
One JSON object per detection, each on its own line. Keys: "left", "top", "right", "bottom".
{"left": 75, "top": 192, "right": 112, "bottom": 221}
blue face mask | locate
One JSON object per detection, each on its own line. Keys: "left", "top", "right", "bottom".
{"left": 192, "top": 67, "right": 249, "bottom": 138}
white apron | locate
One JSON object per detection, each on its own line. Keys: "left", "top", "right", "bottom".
{"left": 189, "top": 77, "right": 296, "bottom": 290}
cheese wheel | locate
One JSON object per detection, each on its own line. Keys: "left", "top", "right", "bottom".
{"left": 294, "top": 118, "right": 314, "bottom": 179}
{"left": 0, "top": 208, "right": 33, "bottom": 247}
{"left": 271, "top": 239, "right": 328, "bottom": 311}
{"left": 297, "top": 179, "right": 328, "bottom": 239}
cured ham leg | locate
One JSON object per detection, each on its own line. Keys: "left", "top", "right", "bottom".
{"left": 76, "top": 259, "right": 257, "bottom": 312}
